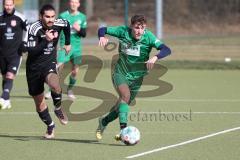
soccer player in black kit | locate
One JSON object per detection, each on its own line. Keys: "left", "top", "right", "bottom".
{"left": 0, "top": 0, "right": 28, "bottom": 110}
{"left": 24, "top": 4, "right": 71, "bottom": 139}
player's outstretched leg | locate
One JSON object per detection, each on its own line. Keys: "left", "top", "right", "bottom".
{"left": 0, "top": 78, "right": 13, "bottom": 110}
{"left": 37, "top": 107, "right": 55, "bottom": 139}
{"left": 44, "top": 123, "right": 55, "bottom": 139}
{"left": 0, "top": 98, "right": 11, "bottom": 110}
{"left": 96, "top": 106, "right": 119, "bottom": 140}
{"left": 96, "top": 117, "right": 106, "bottom": 140}
{"left": 114, "top": 102, "right": 129, "bottom": 141}
{"left": 47, "top": 73, "right": 68, "bottom": 125}
{"left": 51, "top": 91, "right": 68, "bottom": 125}
{"left": 67, "top": 75, "right": 77, "bottom": 100}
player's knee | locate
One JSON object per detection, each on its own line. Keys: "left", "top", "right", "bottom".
{"left": 35, "top": 101, "right": 47, "bottom": 112}
{"left": 51, "top": 86, "right": 61, "bottom": 94}
{"left": 6, "top": 72, "right": 15, "bottom": 79}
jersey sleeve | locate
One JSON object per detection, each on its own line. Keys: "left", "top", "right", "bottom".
{"left": 54, "top": 18, "right": 71, "bottom": 45}
{"left": 148, "top": 31, "right": 163, "bottom": 49}
{"left": 24, "top": 24, "right": 48, "bottom": 55}
{"left": 106, "top": 26, "right": 127, "bottom": 38}
{"left": 62, "top": 20, "right": 71, "bottom": 45}
{"left": 81, "top": 15, "right": 87, "bottom": 28}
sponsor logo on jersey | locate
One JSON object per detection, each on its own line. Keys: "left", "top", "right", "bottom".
{"left": 155, "top": 39, "right": 160, "bottom": 44}
{"left": 7, "top": 27, "right": 12, "bottom": 33}
{"left": 5, "top": 27, "right": 15, "bottom": 40}
{"left": 11, "top": 20, "right": 17, "bottom": 27}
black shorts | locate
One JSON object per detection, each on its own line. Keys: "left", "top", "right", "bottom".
{"left": 0, "top": 55, "right": 21, "bottom": 75}
{"left": 26, "top": 62, "right": 58, "bottom": 96}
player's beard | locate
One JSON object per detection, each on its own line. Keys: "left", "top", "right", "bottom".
{"left": 47, "top": 22, "right": 54, "bottom": 28}
{"left": 5, "top": 8, "right": 14, "bottom": 14}
{"left": 43, "top": 21, "right": 54, "bottom": 29}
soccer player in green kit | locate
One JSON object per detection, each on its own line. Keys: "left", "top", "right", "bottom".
{"left": 96, "top": 14, "right": 171, "bottom": 141}
{"left": 45, "top": 0, "right": 87, "bottom": 100}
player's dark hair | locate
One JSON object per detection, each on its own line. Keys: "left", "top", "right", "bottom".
{"left": 131, "top": 14, "right": 147, "bottom": 25}
{"left": 3, "top": 0, "right": 15, "bottom": 5}
{"left": 40, "top": 4, "right": 55, "bottom": 16}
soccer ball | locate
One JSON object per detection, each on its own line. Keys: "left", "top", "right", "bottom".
{"left": 120, "top": 126, "right": 140, "bottom": 145}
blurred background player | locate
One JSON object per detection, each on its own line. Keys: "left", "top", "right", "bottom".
{"left": 25, "top": 4, "right": 71, "bottom": 138}
{"left": 96, "top": 14, "right": 171, "bottom": 141}
{"left": 0, "top": 0, "right": 28, "bottom": 110}
{"left": 45, "top": 0, "right": 87, "bottom": 100}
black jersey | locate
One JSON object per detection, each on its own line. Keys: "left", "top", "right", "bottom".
{"left": 0, "top": 9, "right": 28, "bottom": 57}
{"left": 25, "top": 19, "right": 70, "bottom": 69}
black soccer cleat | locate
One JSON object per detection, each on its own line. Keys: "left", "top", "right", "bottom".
{"left": 54, "top": 107, "right": 68, "bottom": 125}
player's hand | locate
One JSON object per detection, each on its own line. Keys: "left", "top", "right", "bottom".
{"left": 45, "top": 29, "right": 55, "bottom": 41}
{"left": 99, "top": 37, "right": 109, "bottom": 47}
{"left": 146, "top": 56, "right": 158, "bottom": 70}
{"left": 73, "top": 22, "right": 81, "bottom": 32}
{"left": 64, "top": 45, "right": 71, "bottom": 54}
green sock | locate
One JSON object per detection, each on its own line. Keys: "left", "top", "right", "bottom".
{"left": 68, "top": 75, "right": 76, "bottom": 90}
{"left": 102, "top": 107, "right": 119, "bottom": 126}
{"left": 118, "top": 102, "right": 129, "bottom": 129}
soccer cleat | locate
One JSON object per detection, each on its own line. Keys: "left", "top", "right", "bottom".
{"left": 44, "top": 124, "right": 55, "bottom": 139}
{"left": 54, "top": 107, "right": 68, "bottom": 125}
{"left": 114, "top": 134, "right": 122, "bottom": 141}
{"left": 44, "top": 91, "right": 52, "bottom": 99}
{"left": 96, "top": 117, "right": 106, "bottom": 140}
{"left": 0, "top": 98, "right": 11, "bottom": 110}
{"left": 67, "top": 90, "right": 76, "bottom": 100}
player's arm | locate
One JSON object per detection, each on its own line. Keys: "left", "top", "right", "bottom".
{"left": 73, "top": 22, "right": 87, "bottom": 37}
{"left": 98, "top": 26, "right": 126, "bottom": 47}
{"left": 146, "top": 44, "right": 171, "bottom": 70}
{"left": 22, "top": 18, "right": 28, "bottom": 31}
{"left": 155, "top": 44, "right": 171, "bottom": 59}
{"left": 18, "top": 15, "right": 29, "bottom": 55}
{"left": 75, "top": 15, "right": 87, "bottom": 37}
{"left": 98, "top": 27, "right": 108, "bottom": 47}
{"left": 77, "top": 28, "right": 86, "bottom": 37}
{"left": 146, "top": 32, "right": 171, "bottom": 69}
{"left": 62, "top": 20, "right": 71, "bottom": 45}
{"left": 62, "top": 20, "right": 71, "bottom": 53}
{"left": 72, "top": 21, "right": 86, "bottom": 37}
{"left": 24, "top": 29, "right": 53, "bottom": 55}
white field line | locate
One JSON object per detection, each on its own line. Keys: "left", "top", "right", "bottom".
{"left": 126, "top": 126, "right": 240, "bottom": 159}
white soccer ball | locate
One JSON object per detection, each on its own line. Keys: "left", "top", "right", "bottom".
{"left": 120, "top": 126, "right": 140, "bottom": 145}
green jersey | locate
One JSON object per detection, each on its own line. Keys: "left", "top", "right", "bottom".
{"left": 59, "top": 11, "right": 87, "bottom": 47}
{"left": 106, "top": 26, "right": 163, "bottom": 80}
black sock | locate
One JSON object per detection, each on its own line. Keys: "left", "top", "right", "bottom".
{"left": 37, "top": 107, "right": 54, "bottom": 126}
{"left": 102, "top": 108, "right": 119, "bottom": 126}
{"left": 2, "top": 79, "right": 6, "bottom": 90}
{"left": 1, "top": 79, "right": 13, "bottom": 100}
{"left": 51, "top": 91, "right": 62, "bottom": 109}
{"left": 120, "top": 123, "right": 127, "bottom": 130}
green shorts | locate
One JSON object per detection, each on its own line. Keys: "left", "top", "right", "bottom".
{"left": 112, "top": 73, "right": 143, "bottom": 103}
{"left": 57, "top": 49, "right": 82, "bottom": 65}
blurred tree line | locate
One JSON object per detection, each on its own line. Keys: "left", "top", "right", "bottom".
{"left": 38, "top": 0, "right": 240, "bottom": 34}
